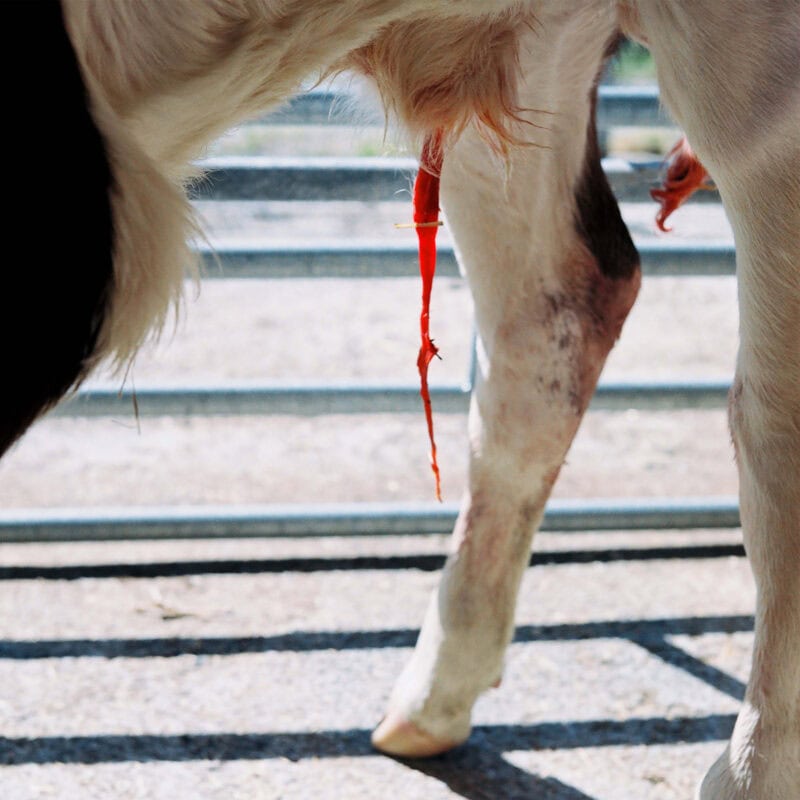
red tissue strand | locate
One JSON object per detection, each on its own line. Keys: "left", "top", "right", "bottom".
{"left": 651, "top": 136, "right": 712, "bottom": 232}
{"left": 414, "top": 133, "right": 444, "bottom": 501}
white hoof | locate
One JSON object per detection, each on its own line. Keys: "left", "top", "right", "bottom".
{"left": 371, "top": 711, "right": 466, "bottom": 758}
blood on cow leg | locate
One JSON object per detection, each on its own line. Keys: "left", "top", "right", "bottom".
{"left": 373, "top": 16, "right": 640, "bottom": 757}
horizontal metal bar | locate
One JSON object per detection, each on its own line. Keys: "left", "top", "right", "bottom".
{"left": 191, "top": 156, "right": 719, "bottom": 204}
{"left": 542, "top": 497, "right": 741, "bottom": 533}
{"left": 636, "top": 242, "right": 735, "bottom": 277}
{"left": 192, "top": 156, "right": 418, "bottom": 202}
{"left": 199, "top": 241, "right": 448, "bottom": 279}
{"left": 592, "top": 381, "right": 732, "bottom": 411}
{"left": 58, "top": 380, "right": 731, "bottom": 418}
{"left": 58, "top": 384, "right": 470, "bottom": 418}
{"left": 261, "top": 91, "right": 357, "bottom": 125}
{"left": 0, "top": 497, "right": 740, "bottom": 542}
{"left": 595, "top": 86, "right": 670, "bottom": 128}
{"left": 258, "top": 86, "right": 670, "bottom": 128}
{"left": 197, "top": 240, "right": 735, "bottom": 279}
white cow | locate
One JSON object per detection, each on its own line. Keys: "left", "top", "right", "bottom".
{"left": 5, "top": 2, "right": 799, "bottom": 797}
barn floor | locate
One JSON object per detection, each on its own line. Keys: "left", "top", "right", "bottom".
{"left": 0, "top": 528, "right": 752, "bottom": 800}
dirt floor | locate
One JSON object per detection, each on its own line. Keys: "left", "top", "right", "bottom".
{"left": 0, "top": 201, "right": 737, "bottom": 508}
{"left": 0, "top": 527, "right": 751, "bottom": 800}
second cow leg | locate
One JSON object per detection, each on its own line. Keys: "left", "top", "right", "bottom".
{"left": 374, "top": 17, "right": 641, "bottom": 755}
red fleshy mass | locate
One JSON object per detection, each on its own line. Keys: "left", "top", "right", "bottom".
{"left": 651, "top": 137, "right": 711, "bottom": 232}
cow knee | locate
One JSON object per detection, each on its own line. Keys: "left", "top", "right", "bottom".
{"left": 728, "top": 373, "right": 800, "bottom": 493}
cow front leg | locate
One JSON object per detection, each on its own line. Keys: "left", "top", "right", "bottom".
{"left": 373, "top": 13, "right": 640, "bottom": 756}
{"left": 699, "top": 135, "right": 800, "bottom": 800}
{"left": 631, "top": 3, "right": 800, "bottom": 797}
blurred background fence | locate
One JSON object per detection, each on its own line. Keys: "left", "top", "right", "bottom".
{"left": 0, "top": 45, "right": 741, "bottom": 541}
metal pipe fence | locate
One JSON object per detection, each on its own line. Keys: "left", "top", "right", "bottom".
{"left": 2, "top": 86, "right": 739, "bottom": 542}
{"left": 191, "top": 240, "right": 734, "bottom": 280}
{"left": 0, "top": 498, "right": 739, "bottom": 543}
{"left": 190, "top": 155, "right": 720, "bottom": 205}
{"left": 59, "top": 380, "right": 733, "bottom": 419}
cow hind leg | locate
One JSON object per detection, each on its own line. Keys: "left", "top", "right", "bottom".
{"left": 633, "top": 3, "right": 800, "bottom": 797}
{"left": 373, "top": 5, "right": 640, "bottom": 756}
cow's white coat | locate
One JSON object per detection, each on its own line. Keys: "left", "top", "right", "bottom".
{"left": 59, "top": 2, "right": 800, "bottom": 796}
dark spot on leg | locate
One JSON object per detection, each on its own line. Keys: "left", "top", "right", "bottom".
{"left": 573, "top": 37, "right": 640, "bottom": 282}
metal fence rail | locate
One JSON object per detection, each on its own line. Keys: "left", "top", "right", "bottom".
{"left": 192, "top": 155, "right": 720, "bottom": 204}
{"left": 10, "top": 85, "right": 741, "bottom": 541}
{"left": 60, "top": 380, "right": 732, "bottom": 418}
{"left": 0, "top": 498, "right": 740, "bottom": 543}
{"left": 191, "top": 240, "right": 735, "bottom": 280}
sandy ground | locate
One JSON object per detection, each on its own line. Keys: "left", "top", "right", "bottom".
{"left": 0, "top": 529, "right": 752, "bottom": 800}
{"left": 0, "top": 119, "right": 754, "bottom": 799}
{"left": 0, "top": 201, "right": 737, "bottom": 508}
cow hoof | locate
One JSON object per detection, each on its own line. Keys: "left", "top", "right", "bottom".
{"left": 696, "top": 749, "right": 737, "bottom": 800}
{"left": 696, "top": 736, "right": 800, "bottom": 800}
{"left": 371, "top": 711, "right": 464, "bottom": 758}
